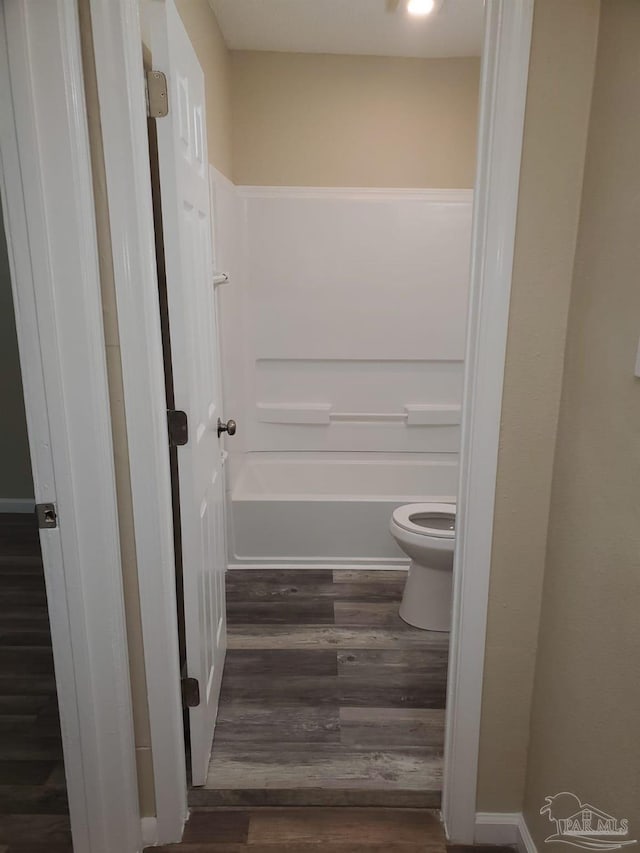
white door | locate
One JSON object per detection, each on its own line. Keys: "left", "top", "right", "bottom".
{"left": 148, "top": 0, "right": 228, "bottom": 786}
{"left": 0, "top": 3, "right": 143, "bottom": 847}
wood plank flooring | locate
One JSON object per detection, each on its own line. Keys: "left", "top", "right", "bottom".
{"left": 149, "top": 806, "right": 447, "bottom": 852}
{"left": 144, "top": 806, "right": 517, "bottom": 853}
{"left": 0, "top": 514, "right": 72, "bottom": 853}
{"left": 197, "top": 569, "right": 448, "bottom": 808}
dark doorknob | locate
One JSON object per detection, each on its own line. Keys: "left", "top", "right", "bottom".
{"left": 217, "top": 418, "right": 237, "bottom": 437}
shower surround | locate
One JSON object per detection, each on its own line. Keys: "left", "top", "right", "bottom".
{"left": 211, "top": 172, "right": 472, "bottom": 566}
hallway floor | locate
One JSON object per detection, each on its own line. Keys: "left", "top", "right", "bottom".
{"left": 194, "top": 569, "right": 448, "bottom": 808}
{"left": 0, "top": 514, "right": 71, "bottom": 853}
{"left": 150, "top": 806, "right": 446, "bottom": 852}
{"left": 146, "top": 806, "right": 516, "bottom": 853}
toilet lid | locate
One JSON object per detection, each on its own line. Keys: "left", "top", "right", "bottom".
{"left": 392, "top": 502, "right": 456, "bottom": 538}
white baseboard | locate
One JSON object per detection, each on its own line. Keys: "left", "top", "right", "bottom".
{"left": 140, "top": 816, "right": 158, "bottom": 847}
{"left": 227, "top": 562, "right": 409, "bottom": 571}
{"left": 475, "top": 812, "right": 520, "bottom": 846}
{"left": 517, "top": 813, "right": 537, "bottom": 853}
{"left": 0, "top": 498, "right": 35, "bottom": 513}
{"left": 475, "top": 812, "right": 537, "bottom": 853}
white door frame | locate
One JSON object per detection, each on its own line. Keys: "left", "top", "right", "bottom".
{"left": 443, "top": 0, "right": 534, "bottom": 842}
{"left": 88, "top": 0, "right": 188, "bottom": 843}
{"left": 0, "top": 2, "right": 142, "bottom": 852}
{"left": 3, "top": 0, "right": 534, "bottom": 846}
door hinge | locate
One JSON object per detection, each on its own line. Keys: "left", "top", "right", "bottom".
{"left": 35, "top": 503, "right": 57, "bottom": 530}
{"left": 181, "top": 677, "right": 200, "bottom": 708}
{"left": 167, "top": 409, "right": 188, "bottom": 447}
{"left": 145, "top": 70, "right": 168, "bottom": 118}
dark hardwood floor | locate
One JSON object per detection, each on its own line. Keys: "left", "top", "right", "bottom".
{"left": 0, "top": 514, "right": 72, "bottom": 853}
{"left": 194, "top": 569, "right": 448, "bottom": 808}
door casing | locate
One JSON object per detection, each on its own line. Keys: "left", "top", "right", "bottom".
{"left": 88, "top": 0, "right": 189, "bottom": 843}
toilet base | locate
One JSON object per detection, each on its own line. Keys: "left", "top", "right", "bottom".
{"left": 399, "top": 559, "right": 452, "bottom": 632}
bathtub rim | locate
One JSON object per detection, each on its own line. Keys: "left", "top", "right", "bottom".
{"left": 232, "top": 492, "right": 457, "bottom": 503}
{"left": 227, "top": 560, "right": 410, "bottom": 571}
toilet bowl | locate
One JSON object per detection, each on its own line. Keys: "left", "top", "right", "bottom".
{"left": 389, "top": 502, "right": 456, "bottom": 631}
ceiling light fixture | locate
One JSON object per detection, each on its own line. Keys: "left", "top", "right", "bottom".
{"left": 407, "top": 0, "right": 435, "bottom": 15}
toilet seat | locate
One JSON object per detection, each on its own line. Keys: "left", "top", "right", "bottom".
{"left": 392, "top": 502, "right": 456, "bottom": 538}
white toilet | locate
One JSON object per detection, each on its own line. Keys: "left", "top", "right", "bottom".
{"left": 389, "top": 502, "right": 456, "bottom": 632}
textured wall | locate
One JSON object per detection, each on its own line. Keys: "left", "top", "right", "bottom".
{"left": 477, "top": 0, "right": 600, "bottom": 811}
{"left": 523, "top": 0, "right": 640, "bottom": 843}
{"left": 231, "top": 51, "right": 479, "bottom": 188}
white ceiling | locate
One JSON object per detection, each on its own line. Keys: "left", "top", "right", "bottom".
{"left": 208, "top": 0, "right": 485, "bottom": 59}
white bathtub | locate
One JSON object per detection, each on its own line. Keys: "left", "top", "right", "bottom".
{"left": 228, "top": 455, "right": 458, "bottom": 567}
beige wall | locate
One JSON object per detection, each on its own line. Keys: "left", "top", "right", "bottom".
{"left": 477, "top": 0, "right": 600, "bottom": 811}
{"left": 231, "top": 51, "right": 480, "bottom": 188}
{"left": 78, "top": 0, "right": 156, "bottom": 817}
{"left": 523, "top": 0, "right": 640, "bottom": 843}
{"left": 149, "top": 6, "right": 478, "bottom": 189}
{"left": 0, "top": 216, "right": 34, "bottom": 502}
{"left": 175, "top": 0, "right": 233, "bottom": 179}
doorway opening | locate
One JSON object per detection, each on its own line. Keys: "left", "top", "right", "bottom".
{"left": 142, "top": 0, "right": 483, "bottom": 811}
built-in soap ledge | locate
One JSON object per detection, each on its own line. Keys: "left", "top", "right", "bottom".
{"left": 256, "top": 403, "right": 461, "bottom": 426}
{"left": 404, "top": 404, "right": 461, "bottom": 425}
